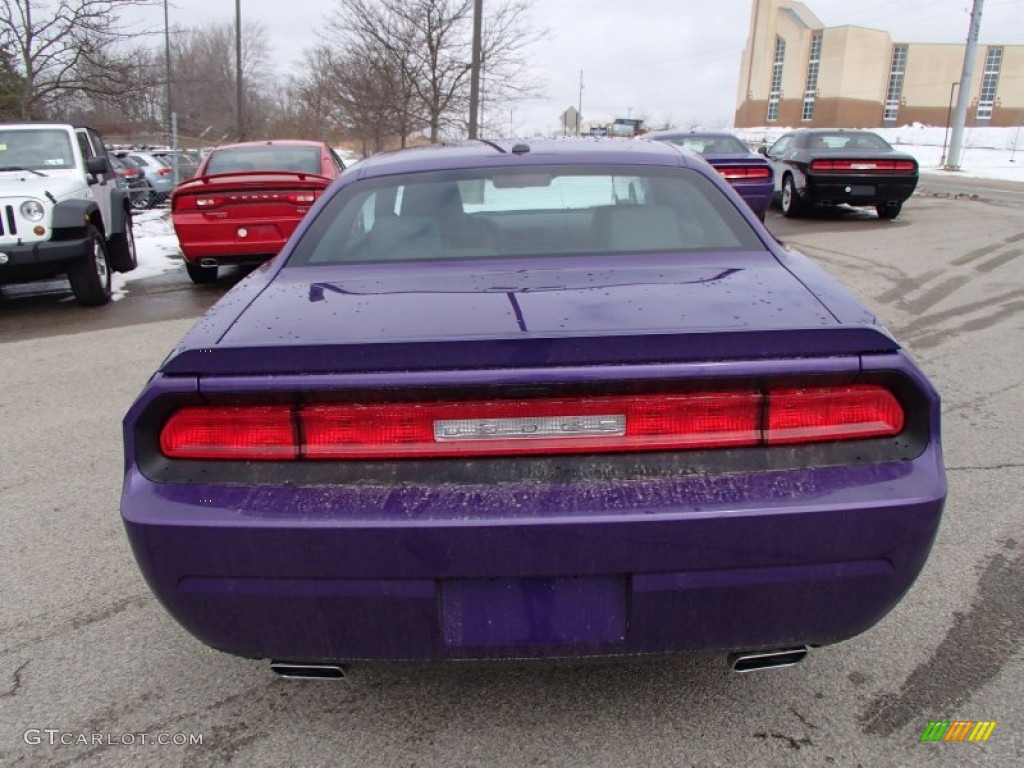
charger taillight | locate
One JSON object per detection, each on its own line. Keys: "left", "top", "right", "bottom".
{"left": 173, "top": 194, "right": 225, "bottom": 211}
{"left": 159, "top": 385, "right": 904, "bottom": 461}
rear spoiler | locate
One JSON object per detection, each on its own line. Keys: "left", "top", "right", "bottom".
{"left": 176, "top": 170, "right": 331, "bottom": 189}
{"left": 161, "top": 326, "right": 900, "bottom": 376}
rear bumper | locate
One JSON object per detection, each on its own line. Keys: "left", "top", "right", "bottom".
{"left": 172, "top": 211, "right": 305, "bottom": 262}
{"left": 803, "top": 175, "right": 918, "bottom": 206}
{"left": 733, "top": 183, "right": 773, "bottom": 217}
{"left": 122, "top": 457, "right": 945, "bottom": 662}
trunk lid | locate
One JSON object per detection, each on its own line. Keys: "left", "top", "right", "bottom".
{"left": 162, "top": 253, "right": 899, "bottom": 375}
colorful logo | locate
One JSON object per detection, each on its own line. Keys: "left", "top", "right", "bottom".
{"left": 920, "top": 721, "right": 997, "bottom": 742}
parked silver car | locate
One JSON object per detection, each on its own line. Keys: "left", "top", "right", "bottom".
{"left": 117, "top": 150, "right": 176, "bottom": 207}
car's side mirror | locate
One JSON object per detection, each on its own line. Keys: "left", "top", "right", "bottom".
{"left": 86, "top": 156, "right": 111, "bottom": 178}
{"left": 758, "top": 146, "right": 769, "bottom": 156}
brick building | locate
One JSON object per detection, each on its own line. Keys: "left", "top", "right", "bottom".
{"left": 734, "top": 0, "right": 1024, "bottom": 127}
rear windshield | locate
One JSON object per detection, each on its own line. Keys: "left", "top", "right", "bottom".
{"left": 288, "top": 165, "right": 763, "bottom": 267}
{"left": 657, "top": 135, "right": 748, "bottom": 154}
{"left": 0, "top": 129, "right": 76, "bottom": 170}
{"left": 205, "top": 146, "right": 321, "bottom": 175}
{"left": 806, "top": 132, "right": 892, "bottom": 151}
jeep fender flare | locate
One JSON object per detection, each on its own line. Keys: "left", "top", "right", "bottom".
{"left": 108, "top": 187, "right": 130, "bottom": 236}
{"left": 51, "top": 199, "right": 101, "bottom": 234}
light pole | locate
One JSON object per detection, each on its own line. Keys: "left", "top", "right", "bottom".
{"left": 946, "top": 0, "right": 986, "bottom": 171}
{"left": 940, "top": 82, "right": 959, "bottom": 167}
{"left": 235, "top": 0, "right": 243, "bottom": 141}
{"left": 468, "top": 0, "right": 483, "bottom": 138}
{"left": 163, "top": 0, "right": 178, "bottom": 184}
{"left": 163, "top": 0, "right": 171, "bottom": 142}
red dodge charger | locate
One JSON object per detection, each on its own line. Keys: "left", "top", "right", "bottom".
{"left": 171, "top": 140, "right": 346, "bottom": 284}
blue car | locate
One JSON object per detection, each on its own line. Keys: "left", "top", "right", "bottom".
{"left": 122, "top": 139, "right": 945, "bottom": 676}
{"left": 643, "top": 130, "right": 774, "bottom": 221}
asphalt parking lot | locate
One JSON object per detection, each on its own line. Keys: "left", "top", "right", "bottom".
{"left": 1, "top": 193, "right": 1022, "bottom": 767}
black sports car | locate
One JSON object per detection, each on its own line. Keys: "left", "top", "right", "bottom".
{"left": 761, "top": 129, "right": 918, "bottom": 220}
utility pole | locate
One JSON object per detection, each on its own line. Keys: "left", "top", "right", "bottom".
{"left": 945, "top": 0, "right": 985, "bottom": 171}
{"left": 468, "top": 0, "right": 483, "bottom": 139}
{"left": 577, "top": 70, "right": 583, "bottom": 136}
{"left": 163, "top": 0, "right": 172, "bottom": 145}
{"left": 235, "top": 0, "right": 244, "bottom": 141}
{"left": 164, "top": 0, "right": 178, "bottom": 184}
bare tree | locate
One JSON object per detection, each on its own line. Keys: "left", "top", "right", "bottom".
{"left": 167, "top": 20, "right": 272, "bottom": 141}
{"left": 65, "top": 44, "right": 164, "bottom": 132}
{"left": 0, "top": 45, "right": 24, "bottom": 119}
{"left": 0, "top": 0, "right": 155, "bottom": 119}
{"left": 324, "top": 0, "right": 542, "bottom": 144}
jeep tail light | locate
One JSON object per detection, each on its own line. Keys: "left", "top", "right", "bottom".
{"left": 158, "top": 385, "right": 904, "bottom": 461}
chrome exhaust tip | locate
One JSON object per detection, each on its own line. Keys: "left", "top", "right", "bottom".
{"left": 729, "top": 646, "right": 809, "bottom": 673}
{"left": 198, "top": 258, "right": 219, "bottom": 268}
{"left": 270, "top": 661, "right": 346, "bottom": 680}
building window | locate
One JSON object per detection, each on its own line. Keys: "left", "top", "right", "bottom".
{"left": 767, "top": 36, "right": 786, "bottom": 122}
{"left": 802, "top": 33, "right": 822, "bottom": 121}
{"left": 883, "top": 45, "right": 908, "bottom": 122}
{"left": 977, "top": 47, "right": 1003, "bottom": 121}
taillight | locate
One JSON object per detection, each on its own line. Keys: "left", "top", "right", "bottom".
{"left": 810, "top": 159, "right": 916, "bottom": 172}
{"left": 765, "top": 385, "right": 904, "bottom": 444}
{"left": 161, "top": 406, "right": 297, "bottom": 459}
{"left": 156, "top": 167, "right": 172, "bottom": 176}
{"left": 717, "top": 166, "right": 772, "bottom": 181}
{"left": 302, "top": 393, "right": 761, "bottom": 458}
{"left": 173, "top": 195, "right": 225, "bottom": 211}
{"left": 287, "top": 191, "right": 318, "bottom": 204}
{"left": 158, "top": 385, "right": 905, "bottom": 461}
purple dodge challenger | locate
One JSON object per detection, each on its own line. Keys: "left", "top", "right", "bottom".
{"left": 122, "top": 140, "right": 946, "bottom": 675}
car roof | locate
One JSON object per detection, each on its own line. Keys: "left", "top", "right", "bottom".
{"left": 643, "top": 130, "right": 740, "bottom": 140}
{"left": 352, "top": 139, "right": 697, "bottom": 179}
{"left": 211, "top": 140, "right": 327, "bottom": 151}
{"left": 790, "top": 128, "right": 881, "bottom": 135}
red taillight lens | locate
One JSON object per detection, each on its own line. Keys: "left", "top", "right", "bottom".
{"left": 157, "top": 385, "right": 905, "bottom": 460}
{"left": 810, "top": 159, "right": 916, "bottom": 172}
{"left": 765, "top": 385, "right": 904, "bottom": 444}
{"left": 718, "top": 166, "right": 772, "bottom": 181}
{"left": 173, "top": 194, "right": 224, "bottom": 211}
{"left": 160, "top": 406, "right": 297, "bottom": 459}
{"left": 287, "top": 191, "right": 318, "bottom": 204}
{"left": 302, "top": 393, "right": 762, "bottom": 458}
{"left": 156, "top": 167, "right": 172, "bottom": 176}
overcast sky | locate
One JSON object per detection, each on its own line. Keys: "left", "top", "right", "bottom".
{"left": 125, "top": 0, "right": 1024, "bottom": 133}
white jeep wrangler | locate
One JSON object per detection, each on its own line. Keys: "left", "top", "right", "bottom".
{"left": 0, "top": 123, "right": 137, "bottom": 306}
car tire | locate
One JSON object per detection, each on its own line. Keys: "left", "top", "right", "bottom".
{"left": 781, "top": 176, "right": 803, "bottom": 218}
{"left": 130, "top": 188, "right": 149, "bottom": 210}
{"left": 67, "top": 225, "right": 113, "bottom": 306}
{"left": 186, "top": 260, "right": 218, "bottom": 284}
{"left": 108, "top": 214, "right": 138, "bottom": 273}
{"left": 876, "top": 202, "right": 902, "bottom": 220}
